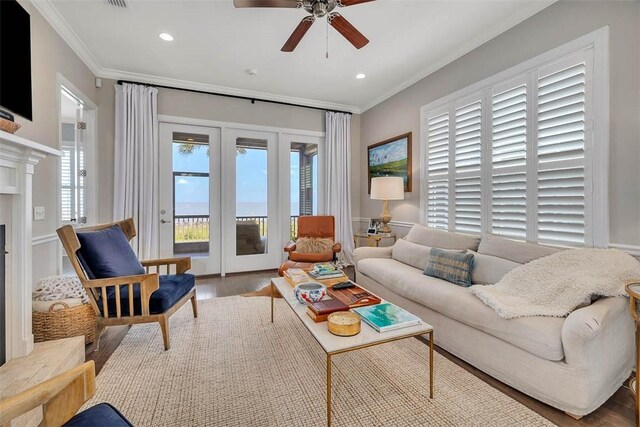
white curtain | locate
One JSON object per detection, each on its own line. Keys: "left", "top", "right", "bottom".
{"left": 325, "top": 112, "right": 355, "bottom": 265}
{"left": 113, "top": 83, "right": 159, "bottom": 260}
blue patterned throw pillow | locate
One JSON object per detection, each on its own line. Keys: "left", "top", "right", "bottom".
{"left": 424, "top": 248, "right": 475, "bottom": 287}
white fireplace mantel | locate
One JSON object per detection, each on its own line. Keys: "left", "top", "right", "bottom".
{"left": 0, "top": 129, "right": 62, "bottom": 361}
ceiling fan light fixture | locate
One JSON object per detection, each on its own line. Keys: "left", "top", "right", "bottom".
{"left": 158, "top": 32, "right": 174, "bottom": 41}
{"left": 355, "top": 73, "right": 366, "bottom": 79}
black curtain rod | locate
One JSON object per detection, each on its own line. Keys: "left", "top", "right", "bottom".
{"left": 116, "top": 79, "right": 352, "bottom": 115}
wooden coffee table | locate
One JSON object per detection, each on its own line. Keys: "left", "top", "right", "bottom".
{"left": 270, "top": 277, "right": 434, "bottom": 427}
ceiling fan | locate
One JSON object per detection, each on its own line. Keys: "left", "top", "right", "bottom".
{"left": 233, "top": 0, "right": 375, "bottom": 52}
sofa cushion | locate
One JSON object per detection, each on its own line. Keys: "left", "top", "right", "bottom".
{"left": 102, "top": 273, "right": 195, "bottom": 317}
{"left": 64, "top": 403, "right": 133, "bottom": 427}
{"left": 470, "top": 251, "right": 521, "bottom": 285}
{"left": 478, "top": 234, "right": 560, "bottom": 264}
{"left": 76, "top": 225, "right": 145, "bottom": 280}
{"left": 392, "top": 239, "right": 432, "bottom": 270}
{"left": 357, "top": 258, "right": 565, "bottom": 361}
{"left": 404, "top": 224, "right": 480, "bottom": 251}
{"left": 424, "top": 248, "right": 475, "bottom": 287}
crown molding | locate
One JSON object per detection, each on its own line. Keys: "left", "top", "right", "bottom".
{"left": 98, "top": 68, "right": 362, "bottom": 114}
{"left": 30, "top": 0, "right": 102, "bottom": 76}
{"left": 359, "top": 0, "right": 556, "bottom": 113}
{"left": 33, "top": 0, "right": 554, "bottom": 115}
{"left": 30, "top": 0, "right": 361, "bottom": 114}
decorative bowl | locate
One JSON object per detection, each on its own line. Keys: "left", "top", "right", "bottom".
{"left": 293, "top": 282, "right": 326, "bottom": 304}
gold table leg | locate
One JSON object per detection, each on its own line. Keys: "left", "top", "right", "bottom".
{"left": 636, "top": 325, "right": 639, "bottom": 427}
{"left": 270, "top": 282, "right": 274, "bottom": 323}
{"left": 429, "top": 331, "right": 434, "bottom": 399}
{"left": 327, "top": 353, "right": 332, "bottom": 427}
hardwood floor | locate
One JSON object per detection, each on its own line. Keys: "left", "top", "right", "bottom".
{"left": 86, "top": 269, "right": 636, "bottom": 426}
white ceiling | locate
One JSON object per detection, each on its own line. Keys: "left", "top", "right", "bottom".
{"left": 36, "top": 0, "right": 554, "bottom": 112}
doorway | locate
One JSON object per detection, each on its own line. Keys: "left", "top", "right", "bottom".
{"left": 159, "top": 123, "right": 222, "bottom": 275}
{"left": 58, "top": 77, "right": 97, "bottom": 274}
{"left": 158, "top": 118, "right": 324, "bottom": 275}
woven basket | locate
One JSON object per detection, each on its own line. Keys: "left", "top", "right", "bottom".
{"left": 32, "top": 302, "right": 97, "bottom": 344}
{"left": 0, "top": 117, "right": 21, "bottom": 134}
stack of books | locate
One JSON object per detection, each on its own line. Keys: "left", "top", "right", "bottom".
{"left": 353, "top": 303, "right": 422, "bottom": 333}
{"left": 283, "top": 268, "right": 309, "bottom": 285}
{"left": 306, "top": 299, "right": 349, "bottom": 323}
{"left": 308, "top": 263, "right": 347, "bottom": 280}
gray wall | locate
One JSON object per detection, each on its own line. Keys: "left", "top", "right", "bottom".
{"left": 359, "top": 0, "right": 640, "bottom": 247}
{"left": 14, "top": 3, "right": 98, "bottom": 283}
{"left": 95, "top": 81, "right": 361, "bottom": 223}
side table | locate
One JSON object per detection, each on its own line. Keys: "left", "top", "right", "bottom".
{"left": 353, "top": 232, "right": 396, "bottom": 248}
{"left": 625, "top": 281, "right": 640, "bottom": 427}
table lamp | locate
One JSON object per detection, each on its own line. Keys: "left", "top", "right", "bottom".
{"left": 370, "top": 176, "right": 404, "bottom": 234}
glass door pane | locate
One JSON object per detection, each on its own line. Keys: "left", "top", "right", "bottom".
{"left": 159, "top": 123, "right": 221, "bottom": 276}
{"left": 224, "top": 129, "right": 279, "bottom": 273}
{"left": 172, "top": 132, "right": 210, "bottom": 255}
{"left": 235, "top": 138, "right": 268, "bottom": 256}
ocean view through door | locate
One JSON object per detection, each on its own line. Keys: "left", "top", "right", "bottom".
{"left": 159, "top": 119, "right": 325, "bottom": 275}
{"left": 224, "top": 129, "right": 280, "bottom": 272}
{"left": 159, "top": 123, "right": 221, "bottom": 275}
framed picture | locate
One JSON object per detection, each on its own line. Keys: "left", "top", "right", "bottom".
{"left": 368, "top": 218, "right": 380, "bottom": 235}
{"left": 367, "top": 132, "right": 412, "bottom": 193}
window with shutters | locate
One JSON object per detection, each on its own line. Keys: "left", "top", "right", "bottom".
{"left": 420, "top": 29, "right": 608, "bottom": 247}
{"left": 59, "top": 85, "right": 95, "bottom": 227}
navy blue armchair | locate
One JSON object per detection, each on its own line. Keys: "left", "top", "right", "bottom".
{"left": 57, "top": 218, "right": 198, "bottom": 351}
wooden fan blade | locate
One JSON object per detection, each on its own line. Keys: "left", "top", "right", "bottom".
{"left": 328, "top": 13, "right": 369, "bottom": 49}
{"left": 337, "top": 0, "right": 375, "bottom": 7}
{"left": 281, "top": 16, "right": 315, "bottom": 52}
{"left": 233, "top": 0, "right": 300, "bottom": 8}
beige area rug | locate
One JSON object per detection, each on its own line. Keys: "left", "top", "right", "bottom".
{"left": 86, "top": 296, "right": 555, "bottom": 427}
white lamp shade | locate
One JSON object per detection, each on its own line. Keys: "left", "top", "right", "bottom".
{"left": 370, "top": 176, "right": 405, "bottom": 200}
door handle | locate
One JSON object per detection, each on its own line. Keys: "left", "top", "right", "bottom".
{"left": 161, "top": 219, "right": 170, "bottom": 224}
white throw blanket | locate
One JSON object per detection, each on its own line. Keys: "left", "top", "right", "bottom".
{"left": 471, "top": 249, "right": 640, "bottom": 319}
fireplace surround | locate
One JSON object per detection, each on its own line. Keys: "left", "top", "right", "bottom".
{"left": 0, "top": 130, "right": 61, "bottom": 362}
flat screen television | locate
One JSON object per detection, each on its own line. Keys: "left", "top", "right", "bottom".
{"left": 0, "top": 0, "right": 33, "bottom": 121}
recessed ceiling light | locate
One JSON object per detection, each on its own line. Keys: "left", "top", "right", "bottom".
{"left": 159, "top": 33, "right": 174, "bottom": 41}
{"left": 355, "top": 73, "right": 366, "bottom": 79}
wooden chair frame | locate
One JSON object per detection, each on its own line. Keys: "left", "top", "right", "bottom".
{"left": 57, "top": 218, "right": 198, "bottom": 351}
{"left": 0, "top": 361, "right": 96, "bottom": 427}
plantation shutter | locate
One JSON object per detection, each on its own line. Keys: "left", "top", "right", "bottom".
{"left": 299, "top": 152, "right": 314, "bottom": 216}
{"left": 536, "top": 57, "right": 589, "bottom": 246}
{"left": 453, "top": 99, "right": 482, "bottom": 234}
{"left": 421, "top": 43, "right": 600, "bottom": 246}
{"left": 490, "top": 82, "right": 527, "bottom": 239}
{"left": 426, "top": 111, "right": 449, "bottom": 229}
{"left": 61, "top": 146, "right": 74, "bottom": 222}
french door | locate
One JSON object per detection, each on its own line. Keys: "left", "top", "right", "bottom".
{"left": 159, "top": 123, "right": 221, "bottom": 275}
{"left": 223, "top": 129, "right": 280, "bottom": 273}
{"left": 159, "top": 118, "right": 324, "bottom": 275}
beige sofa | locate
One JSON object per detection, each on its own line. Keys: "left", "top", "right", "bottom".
{"left": 353, "top": 224, "right": 635, "bottom": 417}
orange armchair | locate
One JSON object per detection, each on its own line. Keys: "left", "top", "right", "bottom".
{"left": 279, "top": 216, "right": 342, "bottom": 276}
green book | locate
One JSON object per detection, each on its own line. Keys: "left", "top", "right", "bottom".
{"left": 353, "top": 303, "right": 421, "bottom": 333}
